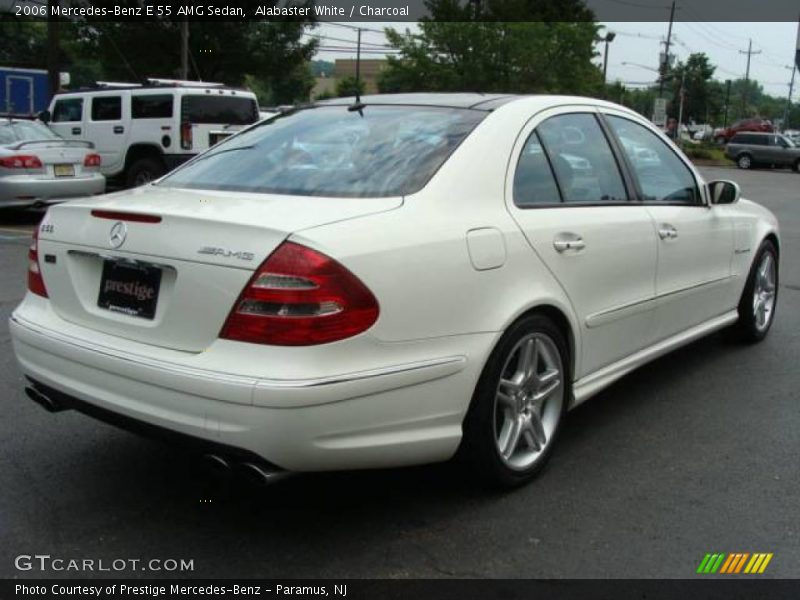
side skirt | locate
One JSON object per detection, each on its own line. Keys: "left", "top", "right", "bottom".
{"left": 570, "top": 310, "right": 739, "bottom": 408}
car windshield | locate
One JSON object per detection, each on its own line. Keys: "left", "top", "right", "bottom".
{"left": 159, "top": 105, "right": 486, "bottom": 197}
{"left": 781, "top": 136, "right": 795, "bottom": 147}
{"left": 0, "top": 120, "right": 61, "bottom": 145}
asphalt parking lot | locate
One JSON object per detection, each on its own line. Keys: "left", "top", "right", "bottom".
{"left": 1, "top": 167, "right": 798, "bottom": 579}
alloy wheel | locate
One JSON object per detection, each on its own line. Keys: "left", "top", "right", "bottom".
{"left": 753, "top": 251, "right": 777, "bottom": 332}
{"left": 493, "top": 333, "right": 564, "bottom": 470}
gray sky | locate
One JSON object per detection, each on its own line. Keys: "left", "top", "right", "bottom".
{"left": 313, "top": 21, "right": 799, "bottom": 100}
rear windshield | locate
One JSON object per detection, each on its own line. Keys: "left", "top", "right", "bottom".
{"left": 181, "top": 95, "right": 258, "bottom": 125}
{"left": 159, "top": 105, "right": 486, "bottom": 197}
{"left": 0, "top": 121, "right": 60, "bottom": 145}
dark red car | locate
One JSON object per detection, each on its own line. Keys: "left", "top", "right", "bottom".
{"left": 715, "top": 118, "right": 774, "bottom": 144}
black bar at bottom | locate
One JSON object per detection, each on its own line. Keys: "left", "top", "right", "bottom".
{"left": 3, "top": 579, "right": 799, "bottom": 600}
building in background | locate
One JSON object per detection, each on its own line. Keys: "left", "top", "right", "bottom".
{"left": 312, "top": 59, "right": 388, "bottom": 98}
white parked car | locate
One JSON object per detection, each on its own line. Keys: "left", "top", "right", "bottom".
{"left": 10, "top": 94, "right": 780, "bottom": 487}
{"left": 42, "top": 82, "right": 259, "bottom": 187}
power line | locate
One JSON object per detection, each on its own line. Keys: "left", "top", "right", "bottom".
{"left": 303, "top": 32, "right": 393, "bottom": 49}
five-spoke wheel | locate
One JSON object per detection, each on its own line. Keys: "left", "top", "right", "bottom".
{"left": 461, "top": 313, "right": 568, "bottom": 487}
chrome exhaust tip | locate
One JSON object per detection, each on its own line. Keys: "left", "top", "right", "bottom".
{"left": 202, "top": 453, "right": 232, "bottom": 475}
{"left": 25, "top": 387, "right": 66, "bottom": 413}
{"left": 238, "top": 462, "right": 293, "bottom": 486}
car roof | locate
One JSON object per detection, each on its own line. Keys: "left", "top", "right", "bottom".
{"left": 316, "top": 93, "right": 520, "bottom": 111}
{"left": 314, "top": 93, "right": 645, "bottom": 114}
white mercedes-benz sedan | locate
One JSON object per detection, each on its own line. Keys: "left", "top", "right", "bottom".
{"left": 10, "top": 94, "right": 780, "bottom": 487}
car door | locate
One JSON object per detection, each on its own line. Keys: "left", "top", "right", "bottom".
{"left": 602, "top": 111, "right": 735, "bottom": 342}
{"left": 49, "top": 96, "right": 85, "bottom": 140}
{"left": 506, "top": 108, "right": 658, "bottom": 378}
{"left": 83, "top": 94, "right": 129, "bottom": 175}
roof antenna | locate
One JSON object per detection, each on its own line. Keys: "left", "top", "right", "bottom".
{"left": 348, "top": 27, "right": 366, "bottom": 113}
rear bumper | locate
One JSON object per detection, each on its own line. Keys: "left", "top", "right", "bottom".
{"left": 10, "top": 300, "right": 491, "bottom": 471}
{"left": 0, "top": 173, "right": 105, "bottom": 207}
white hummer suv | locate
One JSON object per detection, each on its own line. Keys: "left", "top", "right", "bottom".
{"left": 43, "top": 81, "right": 259, "bottom": 187}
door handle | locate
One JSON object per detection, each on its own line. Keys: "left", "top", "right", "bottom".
{"left": 658, "top": 225, "right": 678, "bottom": 240}
{"left": 553, "top": 234, "right": 586, "bottom": 252}
{"left": 71, "top": 127, "right": 81, "bottom": 135}
{"left": 113, "top": 126, "right": 124, "bottom": 134}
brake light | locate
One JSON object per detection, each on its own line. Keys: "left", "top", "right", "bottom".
{"left": 180, "top": 121, "right": 193, "bottom": 150}
{"left": 0, "top": 155, "right": 43, "bottom": 169}
{"left": 220, "top": 242, "right": 379, "bottom": 346}
{"left": 84, "top": 153, "right": 102, "bottom": 167}
{"left": 91, "top": 210, "right": 162, "bottom": 223}
{"left": 28, "top": 227, "right": 48, "bottom": 298}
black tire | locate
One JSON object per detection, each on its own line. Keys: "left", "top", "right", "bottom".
{"left": 460, "top": 313, "right": 570, "bottom": 488}
{"left": 126, "top": 157, "right": 165, "bottom": 188}
{"left": 734, "top": 240, "right": 778, "bottom": 343}
{"left": 736, "top": 153, "right": 753, "bottom": 170}
{"left": 792, "top": 159, "right": 799, "bottom": 173}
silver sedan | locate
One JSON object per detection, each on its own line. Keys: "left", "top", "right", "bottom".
{"left": 0, "top": 119, "right": 105, "bottom": 209}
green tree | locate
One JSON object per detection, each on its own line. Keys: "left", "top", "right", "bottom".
{"left": 667, "top": 53, "right": 716, "bottom": 123}
{"left": 335, "top": 75, "right": 366, "bottom": 98}
{"left": 377, "top": 0, "right": 600, "bottom": 95}
{"left": 68, "top": 9, "right": 317, "bottom": 104}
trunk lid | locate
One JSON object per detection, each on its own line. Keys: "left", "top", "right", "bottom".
{"left": 12, "top": 140, "right": 95, "bottom": 179}
{"left": 36, "top": 185, "right": 401, "bottom": 352}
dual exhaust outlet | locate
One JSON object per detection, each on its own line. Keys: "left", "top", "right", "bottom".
{"left": 24, "top": 386, "right": 291, "bottom": 486}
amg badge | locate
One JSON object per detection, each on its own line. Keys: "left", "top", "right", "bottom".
{"left": 197, "top": 246, "right": 255, "bottom": 261}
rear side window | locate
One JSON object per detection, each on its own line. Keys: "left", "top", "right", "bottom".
{"left": 52, "top": 98, "right": 83, "bottom": 122}
{"left": 607, "top": 116, "right": 699, "bottom": 204}
{"left": 159, "top": 105, "right": 485, "bottom": 198}
{"left": 132, "top": 94, "right": 173, "bottom": 119}
{"left": 91, "top": 96, "right": 122, "bottom": 121}
{"left": 513, "top": 132, "right": 561, "bottom": 206}
{"left": 536, "top": 113, "right": 628, "bottom": 203}
{"left": 181, "top": 95, "right": 258, "bottom": 125}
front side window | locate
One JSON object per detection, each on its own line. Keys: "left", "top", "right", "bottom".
{"left": 91, "top": 96, "right": 122, "bottom": 121}
{"left": 159, "top": 105, "right": 486, "bottom": 198}
{"left": 607, "top": 115, "right": 700, "bottom": 204}
{"left": 513, "top": 132, "right": 561, "bottom": 206}
{"left": 536, "top": 113, "right": 628, "bottom": 203}
{"left": 52, "top": 98, "right": 83, "bottom": 122}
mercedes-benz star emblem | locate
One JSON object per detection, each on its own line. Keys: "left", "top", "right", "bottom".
{"left": 109, "top": 221, "right": 128, "bottom": 249}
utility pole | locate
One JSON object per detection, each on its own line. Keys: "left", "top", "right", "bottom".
{"left": 658, "top": 0, "right": 676, "bottom": 97}
{"left": 180, "top": 20, "right": 189, "bottom": 80}
{"left": 46, "top": 0, "right": 60, "bottom": 101}
{"left": 739, "top": 39, "right": 761, "bottom": 115}
{"left": 784, "top": 65, "right": 796, "bottom": 130}
{"left": 677, "top": 69, "right": 686, "bottom": 146}
{"left": 723, "top": 79, "right": 731, "bottom": 129}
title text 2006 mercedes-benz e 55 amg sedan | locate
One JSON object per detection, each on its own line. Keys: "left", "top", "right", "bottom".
{"left": 10, "top": 94, "right": 779, "bottom": 487}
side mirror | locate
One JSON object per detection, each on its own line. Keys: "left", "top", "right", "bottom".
{"left": 708, "top": 179, "right": 741, "bottom": 205}
{"left": 38, "top": 110, "right": 51, "bottom": 124}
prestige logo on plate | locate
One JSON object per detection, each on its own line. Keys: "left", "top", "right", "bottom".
{"left": 696, "top": 552, "right": 774, "bottom": 574}
{"left": 103, "top": 278, "right": 156, "bottom": 302}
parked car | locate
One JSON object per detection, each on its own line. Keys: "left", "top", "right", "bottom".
{"left": 715, "top": 118, "right": 774, "bottom": 144}
{"left": 0, "top": 118, "right": 105, "bottom": 209}
{"left": 725, "top": 132, "right": 800, "bottom": 170}
{"left": 11, "top": 94, "right": 779, "bottom": 488}
{"left": 783, "top": 129, "right": 800, "bottom": 145}
{"left": 41, "top": 81, "right": 259, "bottom": 187}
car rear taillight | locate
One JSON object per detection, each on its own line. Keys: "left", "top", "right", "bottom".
{"left": 28, "top": 227, "right": 48, "bottom": 298}
{"left": 220, "top": 241, "right": 379, "bottom": 346}
{"left": 180, "top": 121, "right": 193, "bottom": 150}
{"left": 0, "top": 155, "right": 43, "bottom": 169}
{"left": 83, "top": 153, "right": 102, "bottom": 167}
